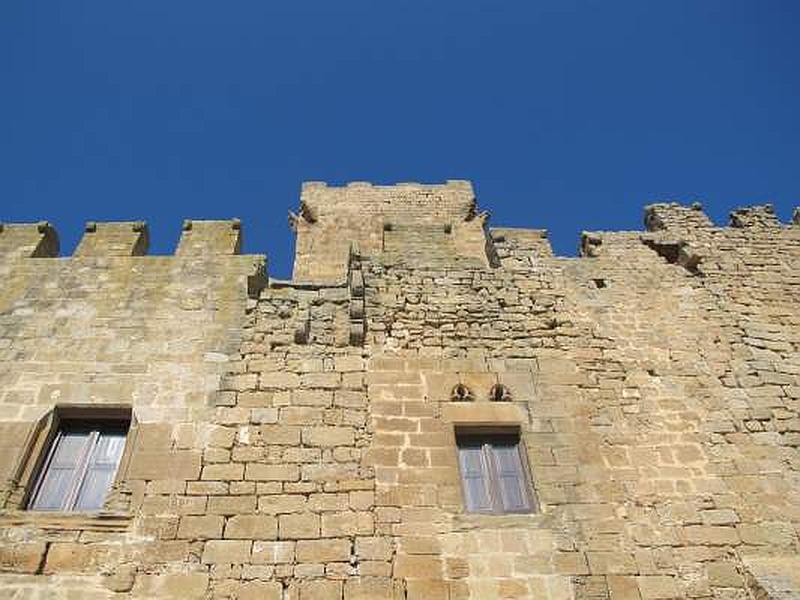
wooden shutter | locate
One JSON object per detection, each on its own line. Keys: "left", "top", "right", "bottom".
{"left": 458, "top": 443, "right": 493, "bottom": 512}
{"left": 74, "top": 430, "right": 126, "bottom": 510}
{"left": 30, "top": 430, "right": 91, "bottom": 511}
{"left": 489, "top": 442, "right": 531, "bottom": 513}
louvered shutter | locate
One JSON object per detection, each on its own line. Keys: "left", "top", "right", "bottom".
{"left": 458, "top": 443, "right": 493, "bottom": 512}
{"left": 490, "top": 442, "right": 531, "bottom": 512}
{"left": 30, "top": 431, "right": 90, "bottom": 511}
{"left": 74, "top": 430, "right": 126, "bottom": 510}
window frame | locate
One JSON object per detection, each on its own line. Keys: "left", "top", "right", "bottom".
{"left": 19, "top": 406, "right": 133, "bottom": 514}
{"left": 456, "top": 428, "right": 537, "bottom": 515}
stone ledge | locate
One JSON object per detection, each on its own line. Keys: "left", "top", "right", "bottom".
{"left": 452, "top": 512, "right": 546, "bottom": 531}
{"left": 440, "top": 402, "right": 526, "bottom": 425}
{"left": 0, "top": 510, "right": 133, "bottom": 533}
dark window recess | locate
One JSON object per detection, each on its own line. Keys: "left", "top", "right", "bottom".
{"left": 456, "top": 431, "right": 536, "bottom": 514}
{"left": 593, "top": 278, "right": 607, "bottom": 289}
{"left": 28, "top": 421, "right": 128, "bottom": 512}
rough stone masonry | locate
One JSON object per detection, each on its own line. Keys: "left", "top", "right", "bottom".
{"left": 0, "top": 181, "right": 798, "bottom": 599}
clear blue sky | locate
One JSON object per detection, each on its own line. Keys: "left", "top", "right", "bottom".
{"left": 2, "top": 1, "right": 798, "bottom": 277}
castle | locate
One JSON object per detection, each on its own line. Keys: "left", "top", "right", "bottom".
{"left": 0, "top": 181, "right": 799, "bottom": 599}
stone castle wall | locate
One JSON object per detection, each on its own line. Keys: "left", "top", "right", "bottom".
{"left": 0, "top": 186, "right": 798, "bottom": 599}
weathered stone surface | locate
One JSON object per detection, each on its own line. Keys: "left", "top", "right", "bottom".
{"left": 201, "top": 540, "right": 252, "bottom": 564}
{"left": 132, "top": 573, "right": 209, "bottom": 599}
{"left": 0, "top": 542, "right": 47, "bottom": 574}
{"left": 177, "top": 515, "right": 225, "bottom": 540}
{"left": 224, "top": 514, "right": 278, "bottom": 539}
{"left": 2, "top": 186, "right": 800, "bottom": 599}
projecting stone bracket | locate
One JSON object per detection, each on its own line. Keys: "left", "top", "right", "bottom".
{"left": 641, "top": 235, "right": 703, "bottom": 275}
{"left": 288, "top": 200, "right": 318, "bottom": 233}
{"left": 580, "top": 233, "right": 603, "bottom": 257}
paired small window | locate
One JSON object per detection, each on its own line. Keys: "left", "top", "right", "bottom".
{"left": 456, "top": 430, "right": 536, "bottom": 514}
{"left": 28, "top": 420, "right": 129, "bottom": 512}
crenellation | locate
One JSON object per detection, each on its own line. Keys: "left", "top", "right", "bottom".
{"left": 177, "top": 219, "right": 243, "bottom": 256}
{"left": 74, "top": 220, "right": 149, "bottom": 257}
{"left": 0, "top": 221, "right": 59, "bottom": 258}
{"left": 643, "top": 201, "right": 714, "bottom": 232}
{"left": 1, "top": 181, "right": 799, "bottom": 599}
{"left": 729, "top": 203, "right": 781, "bottom": 228}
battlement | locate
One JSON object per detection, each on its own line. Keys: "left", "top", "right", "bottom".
{"left": 0, "top": 219, "right": 245, "bottom": 259}
{"left": 75, "top": 221, "right": 149, "bottom": 256}
{"left": 2, "top": 182, "right": 800, "bottom": 600}
{"left": 0, "top": 222, "right": 59, "bottom": 258}
{"left": 729, "top": 204, "right": 781, "bottom": 228}
{"left": 292, "top": 180, "right": 490, "bottom": 282}
{"left": 176, "top": 219, "right": 242, "bottom": 256}
{"left": 2, "top": 193, "right": 797, "bottom": 275}
{"left": 298, "top": 179, "right": 476, "bottom": 222}
{"left": 645, "top": 201, "right": 798, "bottom": 233}
{"left": 644, "top": 201, "right": 714, "bottom": 232}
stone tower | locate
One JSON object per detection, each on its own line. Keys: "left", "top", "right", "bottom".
{"left": 0, "top": 184, "right": 799, "bottom": 599}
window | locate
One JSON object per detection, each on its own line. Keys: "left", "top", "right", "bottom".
{"left": 456, "top": 430, "right": 536, "bottom": 514}
{"left": 28, "top": 420, "right": 129, "bottom": 512}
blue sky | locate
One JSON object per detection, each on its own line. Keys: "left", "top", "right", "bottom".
{"left": 2, "top": 1, "right": 798, "bottom": 277}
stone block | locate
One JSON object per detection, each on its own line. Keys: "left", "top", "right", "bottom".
{"left": 128, "top": 450, "right": 202, "bottom": 480}
{"left": 706, "top": 561, "right": 742, "bottom": 587}
{"left": 260, "top": 372, "right": 300, "bottom": 389}
{"left": 236, "top": 581, "right": 283, "bottom": 600}
{"left": 201, "top": 540, "right": 252, "bottom": 564}
{"left": 177, "top": 515, "right": 225, "bottom": 540}
{"left": 260, "top": 424, "right": 301, "bottom": 445}
{"left": 682, "top": 525, "right": 739, "bottom": 546}
{"left": 296, "top": 579, "right": 343, "bottom": 599}
{"left": 344, "top": 578, "right": 396, "bottom": 600}
{"left": 251, "top": 541, "right": 295, "bottom": 564}
{"left": 296, "top": 538, "right": 351, "bottom": 562}
{"left": 279, "top": 512, "right": 321, "bottom": 539}
{"left": 608, "top": 576, "right": 641, "bottom": 599}
{"left": 132, "top": 573, "right": 209, "bottom": 599}
{"left": 406, "top": 578, "right": 449, "bottom": 600}
{"left": 207, "top": 495, "right": 257, "bottom": 515}
{"left": 245, "top": 463, "right": 300, "bottom": 481}
{"left": 440, "top": 402, "right": 526, "bottom": 425}
{"left": 322, "top": 511, "right": 375, "bottom": 536}
{"left": 393, "top": 554, "right": 443, "bottom": 578}
{"left": 356, "top": 536, "right": 394, "bottom": 561}
{"left": 0, "top": 541, "right": 47, "bottom": 574}
{"left": 202, "top": 463, "right": 244, "bottom": 480}
{"left": 225, "top": 515, "right": 278, "bottom": 539}
{"left": 637, "top": 576, "right": 678, "bottom": 599}
{"left": 303, "top": 426, "right": 355, "bottom": 447}
{"left": 587, "top": 552, "right": 638, "bottom": 575}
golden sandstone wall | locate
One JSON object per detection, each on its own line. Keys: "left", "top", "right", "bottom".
{"left": 0, "top": 183, "right": 799, "bottom": 599}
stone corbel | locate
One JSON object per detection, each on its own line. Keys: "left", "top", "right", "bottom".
{"left": 299, "top": 200, "right": 317, "bottom": 224}
{"left": 464, "top": 199, "right": 478, "bottom": 221}
{"left": 287, "top": 211, "right": 299, "bottom": 232}
{"left": 580, "top": 233, "right": 603, "bottom": 257}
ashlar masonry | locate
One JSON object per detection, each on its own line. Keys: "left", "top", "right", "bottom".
{"left": 0, "top": 182, "right": 799, "bottom": 599}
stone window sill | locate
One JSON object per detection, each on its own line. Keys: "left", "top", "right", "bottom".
{"left": 453, "top": 511, "right": 546, "bottom": 531}
{"left": 0, "top": 510, "right": 132, "bottom": 532}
